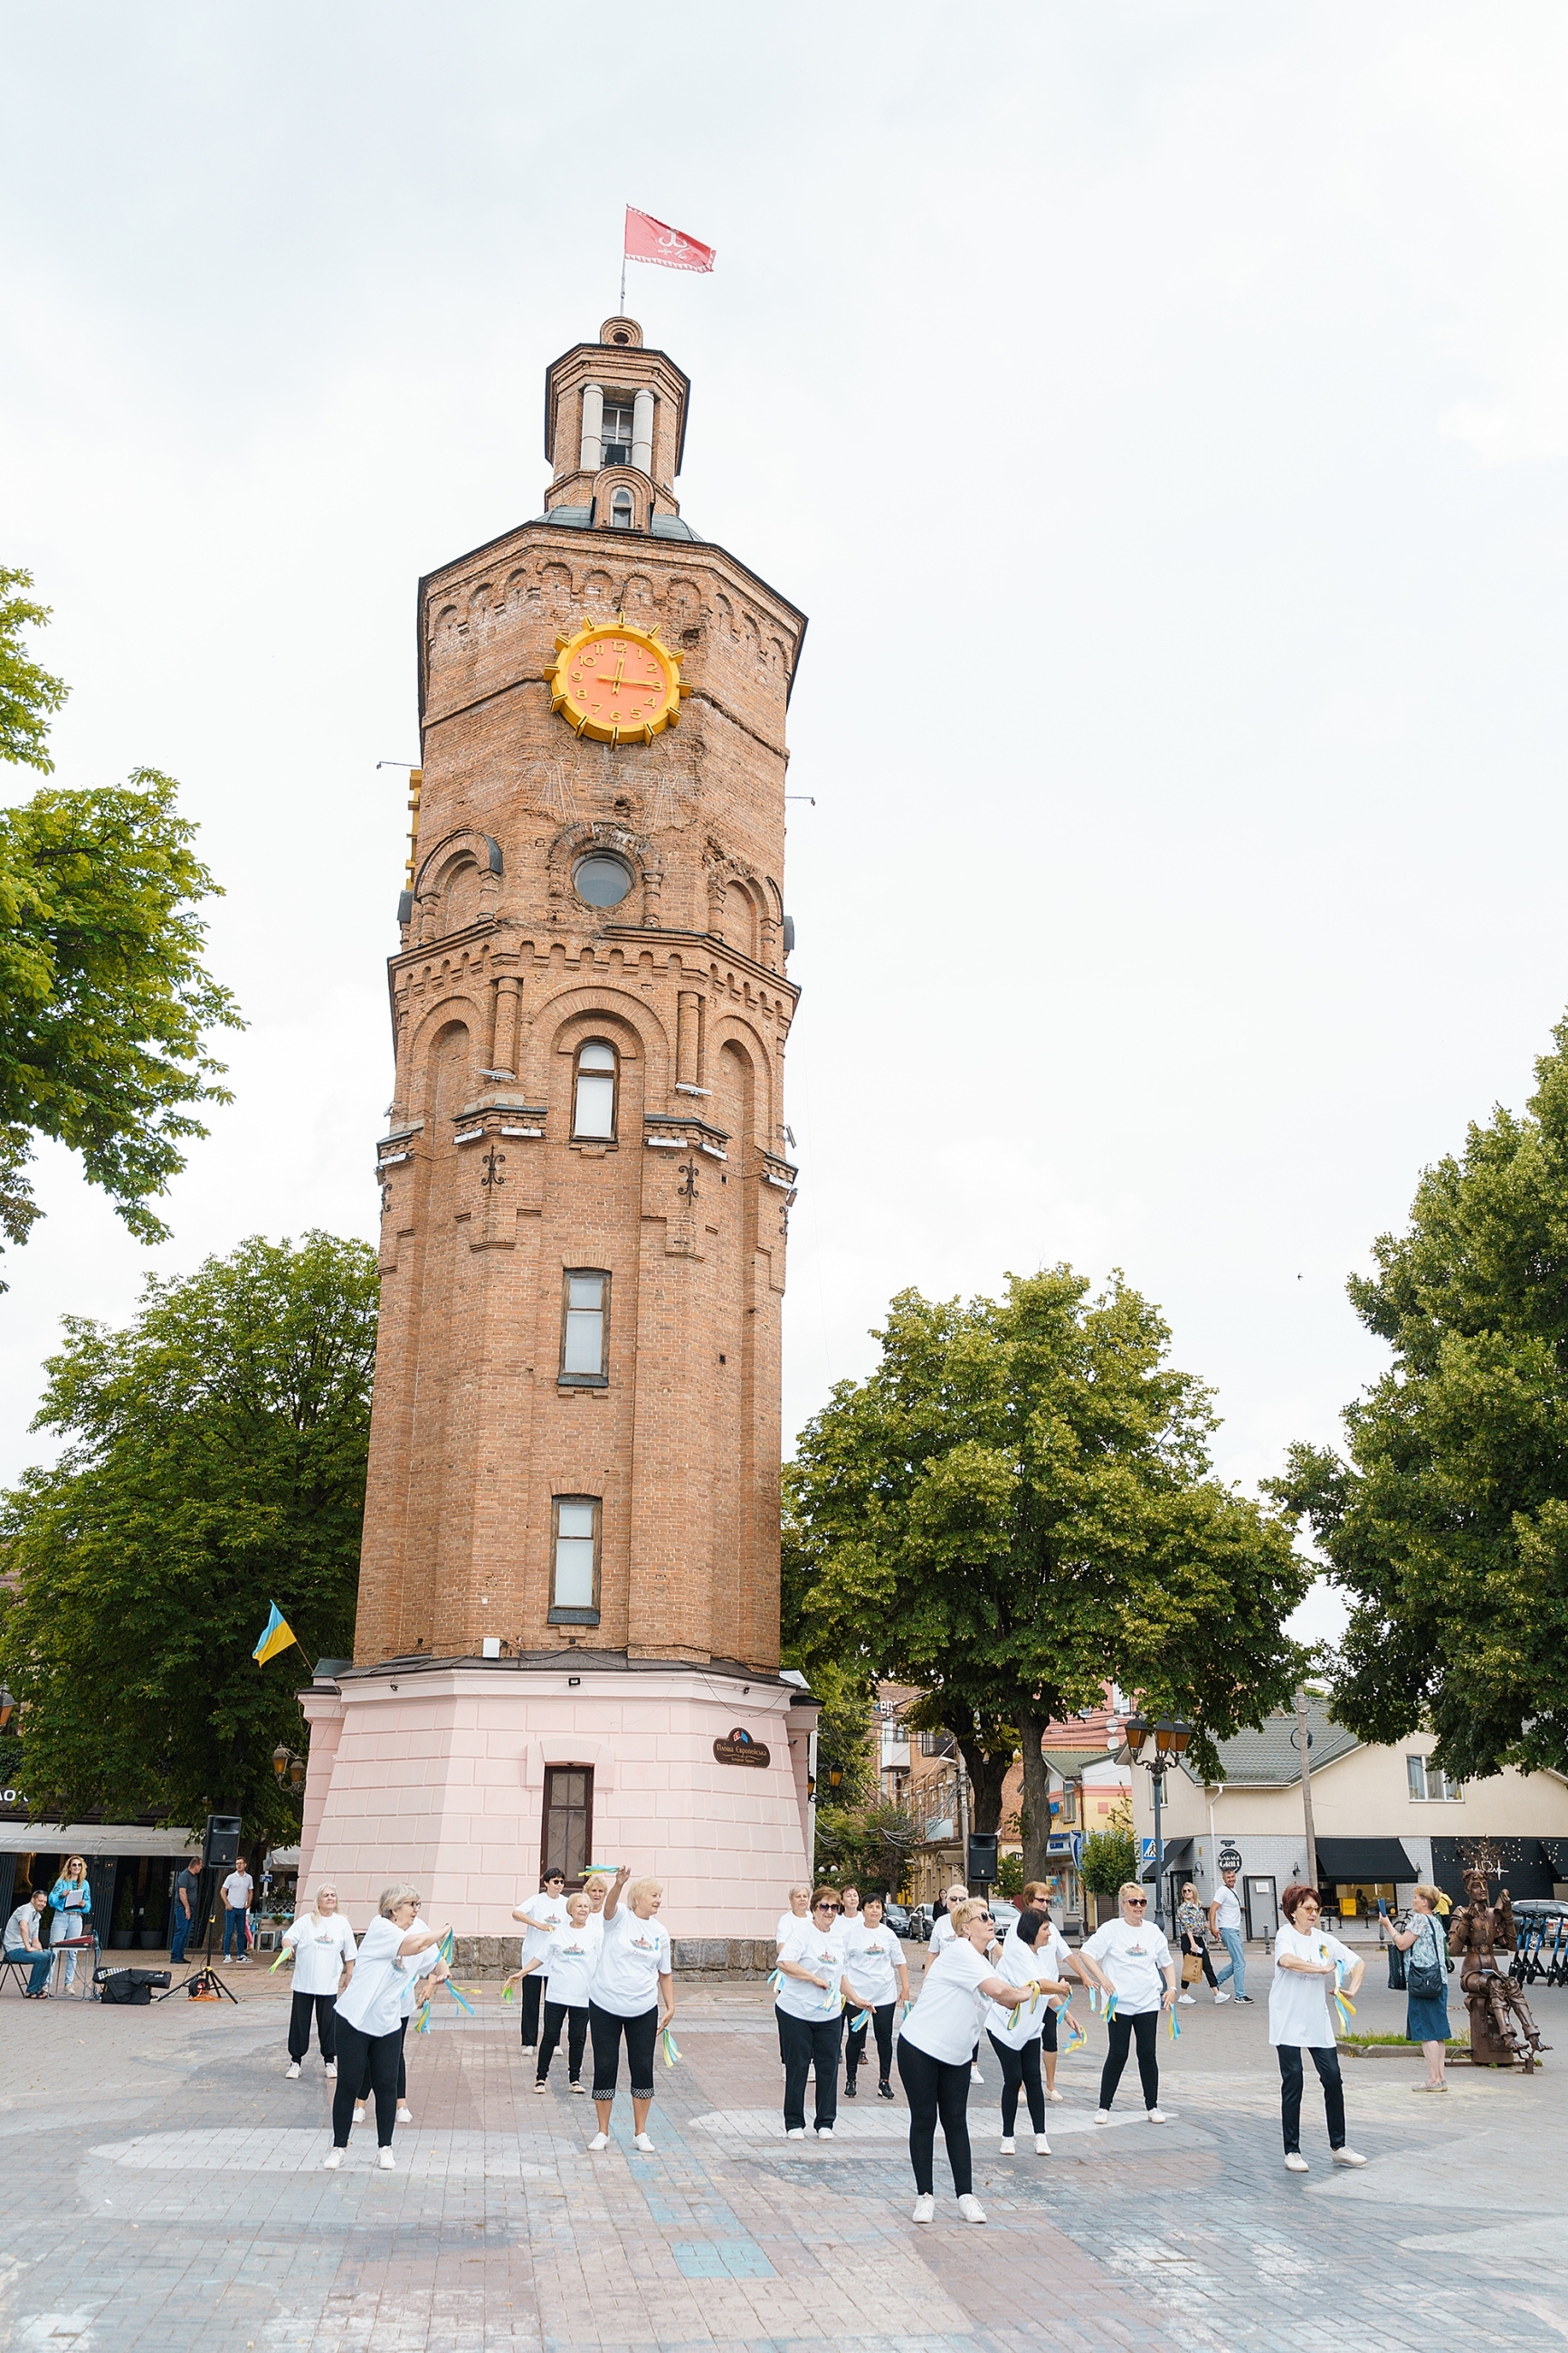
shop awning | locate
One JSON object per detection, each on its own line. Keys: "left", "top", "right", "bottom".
{"left": 1315, "top": 1837, "right": 1414, "bottom": 1882}
{"left": 0, "top": 1823, "right": 201, "bottom": 1859}
{"left": 1145, "top": 1838, "right": 1194, "bottom": 1880}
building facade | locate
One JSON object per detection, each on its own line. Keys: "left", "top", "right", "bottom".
{"left": 298, "top": 317, "right": 816, "bottom": 1946}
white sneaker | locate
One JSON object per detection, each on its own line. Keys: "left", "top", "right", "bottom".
{"left": 998, "top": 2135, "right": 1015, "bottom": 2154}
{"left": 325, "top": 2062, "right": 337, "bottom": 2079}
{"left": 815, "top": 2125, "right": 833, "bottom": 2139}
{"left": 1034, "top": 2134, "right": 1051, "bottom": 2156}
{"left": 1046, "top": 2088, "right": 1063, "bottom": 2103}
{"left": 396, "top": 2105, "right": 413, "bottom": 2124}
{"left": 785, "top": 2127, "right": 806, "bottom": 2139}
{"left": 521, "top": 2044, "right": 537, "bottom": 2055}
{"left": 589, "top": 2132, "right": 610, "bottom": 2151}
{"left": 1145, "top": 2107, "right": 1166, "bottom": 2123}
{"left": 957, "top": 2193, "right": 987, "bottom": 2224}
{"left": 377, "top": 2148, "right": 394, "bottom": 2171}
{"left": 1332, "top": 2148, "right": 1367, "bottom": 2167}
{"left": 322, "top": 2148, "right": 343, "bottom": 2169}
{"left": 1213, "top": 1991, "right": 1231, "bottom": 2005}
{"left": 570, "top": 2081, "right": 586, "bottom": 2094}
{"left": 970, "top": 2065, "right": 983, "bottom": 2083}
{"left": 912, "top": 2192, "right": 935, "bottom": 2224}
{"left": 1094, "top": 2109, "right": 1112, "bottom": 2124}
{"left": 353, "top": 2104, "right": 366, "bottom": 2125}
{"left": 286, "top": 2062, "right": 301, "bottom": 2079}
{"left": 533, "top": 2080, "right": 548, "bottom": 2094}
{"left": 1177, "top": 1993, "right": 1195, "bottom": 2005}
{"left": 1285, "top": 2152, "right": 1309, "bottom": 2172}
{"left": 632, "top": 2132, "right": 656, "bottom": 2152}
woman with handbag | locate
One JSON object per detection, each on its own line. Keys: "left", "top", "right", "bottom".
{"left": 1383, "top": 1885, "right": 1450, "bottom": 2090}
{"left": 1174, "top": 1882, "right": 1219, "bottom": 2004}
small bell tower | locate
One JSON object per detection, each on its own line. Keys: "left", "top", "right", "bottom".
{"left": 542, "top": 317, "right": 692, "bottom": 537}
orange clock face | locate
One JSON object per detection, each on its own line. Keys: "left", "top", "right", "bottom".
{"left": 544, "top": 618, "right": 684, "bottom": 744}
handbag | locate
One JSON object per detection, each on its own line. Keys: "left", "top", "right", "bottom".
{"left": 1407, "top": 1916, "right": 1445, "bottom": 2000}
{"left": 1387, "top": 1940, "right": 1406, "bottom": 1990}
{"left": 1182, "top": 1951, "right": 1204, "bottom": 1985}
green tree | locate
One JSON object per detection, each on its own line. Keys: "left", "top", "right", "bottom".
{"left": 1276, "top": 1013, "right": 1568, "bottom": 1783}
{"left": 0, "top": 1233, "right": 378, "bottom": 1845}
{"left": 0, "top": 567, "right": 68, "bottom": 773}
{"left": 814, "top": 1798, "right": 919, "bottom": 1895}
{"left": 784, "top": 1270, "right": 1311, "bottom": 1883}
{"left": 1079, "top": 1822, "right": 1139, "bottom": 1920}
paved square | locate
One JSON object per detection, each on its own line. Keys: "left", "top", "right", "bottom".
{"left": 2, "top": 1953, "right": 1563, "bottom": 2351}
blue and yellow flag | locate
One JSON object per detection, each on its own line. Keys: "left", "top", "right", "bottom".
{"left": 252, "top": 1604, "right": 298, "bottom": 1667}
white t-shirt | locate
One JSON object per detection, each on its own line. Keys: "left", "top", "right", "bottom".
{"left": 544, "top": 1914, "right": 603, "bottom": 2009}
{"left": 1081, "top": 1917, "right": 1174, "bottom": 2015}
{"left": 281, "top": 1910, "right": 357, "bottom": 1997}
{"left": 5, "top": 1901, "right": 43, "bottom": 1952}
{"left": 774, "top": 1908, "right": 809, "bottom": 1947}
{"left": 335, "top": 1913, "right": 415, "bottom": 2038}
{"left": 901, "top": 1934, "right": 995, "bottom": 2063}
{"left": 844, "top": 1918, "right": 901, "bottom": 2008}
{"left": 1269, "top": 1923, "right": 1354, "bottom": 2049}
{"left": 221, "top": 1872, "right": 252, "bottom": 1912}
{"left": 774, "top": 1918, "right": 848, "bottom": 2022}
{"left": 1213, "top": 1883, "right": 1242, "bottom": 1933}
{"left": 516, "top": 1891, "right": 568, "bottom": 1968}
{"left": 593, "top": 1905, "right": 670, "bottom": 2017}
{"left": 985, "top": 1929, "right": 1063, "bottom": 2049}
{"left": 930, "top": 1912, "right": 956, "bottom": 1951}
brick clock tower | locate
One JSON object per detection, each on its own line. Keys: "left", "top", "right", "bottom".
{"left": 299, "top": 317, "right": 817, "bottom": 1948}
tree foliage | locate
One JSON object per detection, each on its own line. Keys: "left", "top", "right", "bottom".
{"left": 0, "top": 1234, "right": 378, "bottom": 1843}
{"left": 1079, "top": 1824, "right": 1139, "bottom": 1905}
{"left": 0, "top": 567, "right": 68, "bottom": 774}
{"left": 784, "top": 1269, "right": 1311, "bottom": 1879}
{"left": 814, "top": 1797, "right": 919, "bottom": 1895}
{"left": 1275, "top": 1014, "right": 1568, "bottom": 1782}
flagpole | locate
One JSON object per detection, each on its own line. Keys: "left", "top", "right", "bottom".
{"left": 620, "top": 246, "right": 627, "bottom": 313}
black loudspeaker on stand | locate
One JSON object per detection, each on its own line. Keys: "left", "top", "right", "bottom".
{"left": 157, "top": 1814, "right": 242, "bottom": 2004}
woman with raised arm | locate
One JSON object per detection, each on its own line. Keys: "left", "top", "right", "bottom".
{"left": 587, "top": 1865, "right": 673, "bottom": 2155}
{"left": 897, "top": 1896, "right": 1035, "bottom": 2227}
{"left": 325, "top": 1886, "right": 449, "bottom": 2172}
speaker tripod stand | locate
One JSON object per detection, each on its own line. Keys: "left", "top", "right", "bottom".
{"left": 158, "top": 1903, "right": 241, "bottom": 2003}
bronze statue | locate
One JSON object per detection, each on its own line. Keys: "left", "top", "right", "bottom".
{"left": 1448, "top": 1871, "right": 1546, "bottom": 2072}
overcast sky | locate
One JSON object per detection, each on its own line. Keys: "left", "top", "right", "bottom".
{"left": 5, "top": 5, "right": 1568, "bottom": 1645}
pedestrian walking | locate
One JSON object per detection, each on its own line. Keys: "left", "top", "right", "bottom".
{"left": 1269, "top": 1882, "right": 1367, "bottom": 2173}
{"left": 324, "top": 1885, "right": 449, "bottom": 2171}
{"left": 531, "top": 1891, "right": 600, "bottom": 2094}
{"left": 1175, "top": 1881, "right": 1219, "bottom": 2002}
{"left": 219, "top": 1856, "right": 253, "bottom": 1965}
{"left": 897, "top": 1896, "right": 1035, "bottom": 2227}
{"left": 774, "top": 1886, "right": 869, "bottom": 2140}
{"left": 280, "top": 1886, "right": 356, "bottom": 2079}
{"left": 842, "top": 1893, "right": 909, "bottom": 2101}
{"left": 1078, "top": 1881, "right": 1179, "bottom": 2124}
{"left": 1209, "top": 1866, "right": 1248, "bottom": 2002}
{"left": 5, "top": 1887, "right": 53, "bottom": 1996}
{"left": 1382, "top": 1883, "right": 1450, "bottom": 2091}
{"left": 510, "top": 1868, "right": 568, "bottom": 2054}
{"left": 47, "top": 1857, "right": 92, "bottom": 1996}
{"left": 986, "top": 1906, "right": 1076, "bottom": 2155}
{"left": 587, "top": 1866, "right": 674, "bottom": 2155}
{"left": 169, "top": 1860, "right": 202, "bottom": 1964}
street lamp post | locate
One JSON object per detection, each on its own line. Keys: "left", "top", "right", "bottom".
{"left": 1125, "top": 1718, "right": 1193, "bottom": 1932}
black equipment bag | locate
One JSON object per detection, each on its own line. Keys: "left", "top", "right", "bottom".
{"left": 1387, "top": 1940, "right": 1406, "bottom": 1990}
{"left": 94, "top": 1966, "right": 171, "bottom": 2006}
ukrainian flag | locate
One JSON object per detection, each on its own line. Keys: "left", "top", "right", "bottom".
{"left": 252, "top": 1604, "right": 298, "bottom": 1667}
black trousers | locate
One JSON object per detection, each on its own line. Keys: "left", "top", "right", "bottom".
{"left": 537, "top": 1998, "right": 589, "bottom": 2082}
{"left": 289, "top": 1989, "right": 337, "bottom": 2064}
{"left": 846, "top": 2000, "right": 896, "bottom": 2084}
{"left": 987, "top": 2031, "right": 1046, "bottom": 2135}
{"left": 520, "top": 1970, "right": 544, "bottom": 2047}
{"left": 897, "top": 2036, "right": 973, "bottom": 2198}
{"left": 589, "top": 2001, "right": 660, "bottom": 2102}
{"left": 777, "top": 2007, "right": 843, "bottom": 2131}
{"left": 1181, "top": 1931, "right": 1219, "bottom": 1989}
{"left": 1099, "top": 2009, "right": 1161, "bottom": 2110}
{"left": 358, "top": 2015, "right": 410, "bottom": 2102}
{"left": 333, "top": 2018, "right": 401, "bottom": 2147}
{"left": 1278, "top": 2043, "right": 1345, "bottom": 2151}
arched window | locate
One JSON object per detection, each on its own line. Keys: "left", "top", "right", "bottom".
{"left": 609, "top": 487, "right": 634, "bottom": 529}
{"left": 573, "top": 1039, "right": 617, "bottom": 1139}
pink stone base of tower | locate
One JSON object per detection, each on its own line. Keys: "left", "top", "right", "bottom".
{"left": 296, "top": 1660, "right": 815, "bottom": 1940}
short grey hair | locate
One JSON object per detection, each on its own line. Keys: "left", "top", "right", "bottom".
{"left": 378, "top": 1882, "right": 423, "bottom": 1918}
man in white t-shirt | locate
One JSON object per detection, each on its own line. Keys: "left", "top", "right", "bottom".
{"left": 1079, "top": 1882, "right": 1178, "bottom": 2121}
{"left": 1210, "top": 1869, "right": 1249, "bottom": 2002}
{"left": 220, "top": 1862, "right": 253, "bottom": 1965}
{"left": 511, "top": 1870, "right": 569, "bottom": 2053}
{"left": 4, "top": 1888, "right": 52, "bottom": 1996}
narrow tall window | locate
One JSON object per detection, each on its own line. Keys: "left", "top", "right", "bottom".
{"left": 560, "top": 1269, "right": 610, "bottom": 1385}
{"left": 540, "top": 1766, "right": 594, "bottom": 1885}
{"left": 551, "top": 1495, "right": 600, "bottom": 1617}
{"left": 601, "top": 402, "right": 634, "bottom": 464}
{"left": 1407, "top": 1754, "right": 1428, "bottom": 1800}
{"left": 609, "top": 488, "right": 634, "bottom": 529}
{"left": 573, "top": 1039, "right": 617, "bottom": 1138}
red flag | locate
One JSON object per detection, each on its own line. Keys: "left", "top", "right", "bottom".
{"left": 623, "top": 206, "right": 716, "bottom": 274}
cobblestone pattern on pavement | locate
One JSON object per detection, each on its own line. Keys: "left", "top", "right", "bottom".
{"left": 1, "top": 1949, "right": 1564, "bottom": 2351}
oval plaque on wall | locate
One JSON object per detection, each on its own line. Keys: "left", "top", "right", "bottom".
{"left": 713, "top": 1726, "right": 770, "bottom": 1769}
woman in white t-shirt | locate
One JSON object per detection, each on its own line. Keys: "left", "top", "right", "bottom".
{"left": 774, "top": 1883, "right": 812, "bottom": 1948}
{"left": 897, "top": 1896, "right": 1035, "bottom": 2227}
{"left": 355, "top": 1912, "right": 448, "bottom": 2129}
{"left": 510, "top": 1870, "right": 568, "bottom": 2055}
{"left": 1269, "top": 1883, "right": 1367, "bottom": 2173}
{"left": 326, "top": 1884, "right": 450, "bottom": 2170}
{"left": 1077, "top": 1882, "right": 1178, "bottom": 2123}
{"left": 774, "top": 1887, "right": 874, "bottom": 2139}
{"left": 280, "top": 1886, "right": 356, "bottom": 2079}
{"left": 587, "top": 1866, "right": 674, "bottom": 2155}
{"left": 927, "top": 1881, "right": 991, "bottom": 2082}
{"left": 534, "top": 1893, "right": 602, "bottom": 2094}
{"left": 984, "top": 1908, "right": 1078, "bottom": 2155}
{"left": 842, "top": 1894, "right": 910, "bottom": 2101}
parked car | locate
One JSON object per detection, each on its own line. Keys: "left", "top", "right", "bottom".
{"left": 906, "top": 1903, "right": 935, "bottom": 1943}
{"left": 882, "top": 1900, "right": 913, "bottom": 1938}
{"left": 987, "top": 1900, "right": 1021, "bottom": 1940}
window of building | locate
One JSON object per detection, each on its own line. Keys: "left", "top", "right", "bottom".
{"left": 918, "top": 1729, "right": 955, "bottom": 1758}
{"left": 550, "top": 1495, "right": 600, "bottom": 1620}
{"left": 601, "top": 403, "right": 634, "bottom": 464}
{"left": 573, "top": 852, "right": 633, "bottom": 908}
{"left": 572, "top": 1039, "right": 617, "bottom": 1138}
{"left": 609, "top": 488, "right": 633, "bottom": 529}
{"left": 1406, "top": 1754, "right": 1463, "bottom": 1802}
{"left": 540, "top": 1766, "right": 594, "bottom": 1886}
{"left": 560, "top": 1269, "right": 610, "bottom": 1385}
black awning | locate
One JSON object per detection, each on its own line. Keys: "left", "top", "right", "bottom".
{"left": 1145, "top": 1838, "right": 1194, "bottom": 1881}
{"left": 1315, "top": 1837, "right": 1414, "bottom": 1882}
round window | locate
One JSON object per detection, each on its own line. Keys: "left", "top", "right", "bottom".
{"left": 573, "top": 853, "right": 634, "bottom": 908}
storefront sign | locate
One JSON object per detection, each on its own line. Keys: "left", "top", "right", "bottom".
{"left": 1218, "top": 1843, "right": 1243, "bottom": 1872}
{"left": 712, "top": 1727, "right": 770, "bottom": 1769}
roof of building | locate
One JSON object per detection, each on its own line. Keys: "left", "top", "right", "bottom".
{"left": 1182, "top": 1697, "right": 1361, "bottom": 1788}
